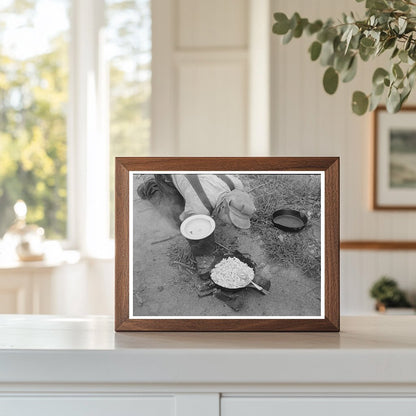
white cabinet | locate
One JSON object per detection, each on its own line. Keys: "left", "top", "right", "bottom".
{"left": 1, "top": 397, "right": 175, "bottom": 416}
{"left": 222, "top": 398, "right": 416, "bottom": 416}
{"left": 0, "top": 316, "right": 416, "bottom": 416}
{"left": 3, "top": 396, "right": 416, "bottom": 416}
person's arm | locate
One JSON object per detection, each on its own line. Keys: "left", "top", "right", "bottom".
{"left": 180, "top": 209, "right": 196, "bottom": 221}
{"left": 172, "top": 175, "right": 210, "bottom": 222}
{"left": 229, "top": 175, "right": 244, "bottom": 191}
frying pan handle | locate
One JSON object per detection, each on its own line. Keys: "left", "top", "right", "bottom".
{"left": 249, "top": 281, "right": 270, "bottom": 295}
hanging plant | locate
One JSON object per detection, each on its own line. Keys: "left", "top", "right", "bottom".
{"left": 272, "top": 0, "right": 416, "bottom": 115}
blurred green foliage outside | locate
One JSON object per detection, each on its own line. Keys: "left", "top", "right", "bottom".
{"left": 0, "top": 0, "right": 69, "bottom": 238}
{"left": 0, "top": 0, "right": 151, "bottom": 239}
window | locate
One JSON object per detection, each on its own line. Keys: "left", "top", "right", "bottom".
{"left": 0, "top": 0, "right": 70, "bottom": 239}
{"left": 0, "top": 0, "right": 151, "bottom": 252}
{"left": 106, "top": 0, "right": 151, "bottom": 237}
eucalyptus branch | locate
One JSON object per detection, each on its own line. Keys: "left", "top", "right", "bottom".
{"left": 272, "top": 0, "right": 416, "bottom": 115}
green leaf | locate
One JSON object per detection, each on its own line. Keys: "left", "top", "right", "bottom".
{"left": 360, "top": 37, "right": 375, "bottom": 48}
{"left": 320, "top": 40, "right": 335, "bottom": 66}
{"left": 390, "top": 21, "right": 400, "bottom": 34}
{"left": 350, "top": 33, "right": 361, "bottom": 49}
{"left": 372, "top": 68, "right": 389, "bottom": 86}
{"left": 408, "top": 67, "right": 416, "bottom": 88}
{"left": 282, "top": 29, "right": 293, "bottom": 44}
{"left": 369, "top": 92, "right": 383, "bottom": 111}
{"left": 352, "top": 91, "right": 369, "bottom": 115}
{"left": 393, "top": 0, "right": 409, "bottom": 11}
{"left": 290, "top": 12, "right": 301, "bottom": 30}
{"left": 359, "top": 44, "right": 375, "bottom": 61}
{"left": 383, "top": 37, "right": 396, "bottom": 50}
{"left": 325, "top": 27, "right": 339, "bottom": 42}
{"left": 374, "top": 82, "right": 385, "bottom": 96}
{"left": 334, "top": 52, "right": 351, "bottom": 72}
{"left": 409, "top": 45, "right": 416, "bottom": 61}
{"left": 359, "top": 36, "right": 377, "bottom": 61}
{"left": 309, "top": 41, "right": 322, "bottom": 61}
{"left": 391, "top": 47, "right": 399, "bottom": 59}
{"left": 342, "top": 56, "right": 358, "bottom": 83}
{"left": 307, "top": 20, "right": 323, "bottom": 35}
{"left": 393, "top": 63, "right": 404, "bottom": 79}
{"left": 344, "top": 25, "right": 359, "bottom": 53}
{"left": 408, "top": 63, "right": 416, "bottom": 78}
{"left": 400, "top": 87, "right": 411, "bottom": 106}
{"left": 398, "top": 17, "right": 407, "bottom": 34}
{"left": 292, "top": 22, "right": 303, "bottom": 38}
{"left": 273, "top": 13, "right": 290, "bottom": 35}
{"left": 366, "top": 0, "right": 388, "bottom": 10}
{"left": 293, "top": 18, "right": 308, "bottom": 38}
{"left": 405, "top": 34, "right": 413, "bottom": 51}
{"left": 347, "top": 12, "right": 356, "bottom": 24}
{"left": 333, "top": 35, "right": 341, "bottom": 51}
{"left": 317, "top": 30, "right": 328, "bottom": 43}
{"left": 323, "top": 67, "right": 339, "bottom": 94}
{"left": 386, "top": 87, "right": 401, "bottom": 113}
{"left": 399, "top": 49, "right": 408, "bottom": 63}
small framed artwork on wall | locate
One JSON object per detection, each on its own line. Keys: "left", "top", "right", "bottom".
{"left": 115, "top": 157, "right": 339, "bottom": 332}
{"left": 374, "top": 106, "right": 416, "bottom": 209}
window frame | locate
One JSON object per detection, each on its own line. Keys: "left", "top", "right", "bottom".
{"left": 1, "top": 0, "right": 157, "bottom": 258}
{"left": 67, "top": 0, "right": 112, "bottom": 257}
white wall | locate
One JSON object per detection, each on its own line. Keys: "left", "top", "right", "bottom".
{"left": 271, "top": 0, "right": 416, "bottom": 313}
{"left": 152, "top": 0, "right": 271, "bottom": 156}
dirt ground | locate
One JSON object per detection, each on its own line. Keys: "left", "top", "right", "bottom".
{"left": 132, "top": 174, "right": 321, "bottom": 317}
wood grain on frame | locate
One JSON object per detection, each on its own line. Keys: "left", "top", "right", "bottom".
{"left": 373, "top": 106, "right": 416, "bottom": 210}
{"left": 341, "top": 240, "right": 416, "bottom": 250}
{"left": 115, "top": 157, "right": 340, "bottom": 332}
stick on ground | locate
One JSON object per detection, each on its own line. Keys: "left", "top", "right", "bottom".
{"left": 151, "top": 234, "right": 180, "bottom": 245}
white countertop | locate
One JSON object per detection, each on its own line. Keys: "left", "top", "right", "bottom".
{"left": 0, "top": 315, "right": 415, "bottom": 386}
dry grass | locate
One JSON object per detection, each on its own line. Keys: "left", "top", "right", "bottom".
{"left": 242, "top": 174, "right": 321, "bottom": 279}
{"left": 167, "top": 174, "right": 322, "bottom": 280}
{"left": 167, "top": 230, "right": 239, "bottom": 270}
{"left": 167, "top": 237, "right": 196, "bottom": 268}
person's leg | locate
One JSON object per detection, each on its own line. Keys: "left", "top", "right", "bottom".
{"left": 150, "top": 175, "right": 185, "bottom": 226}
{"left": 137, "top": 177, "right": 159, "bottom": 200}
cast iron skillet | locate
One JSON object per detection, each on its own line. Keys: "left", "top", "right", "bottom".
{"left": 210, "top": 251, "right": 269, "bottom": 294}
{"left": 272, "top": 209, "right": 308, "bottom": 232}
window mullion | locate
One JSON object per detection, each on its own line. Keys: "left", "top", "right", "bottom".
{"left": 69, "top": 0, "right": 108, "bottom": 256}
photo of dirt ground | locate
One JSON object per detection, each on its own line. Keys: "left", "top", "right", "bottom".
{"left": 132, "top": 174, "right": 322, "bottom": 317}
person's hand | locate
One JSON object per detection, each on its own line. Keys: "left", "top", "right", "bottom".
{"left": 181, "top": 211, "right": 195, "bottom": 220}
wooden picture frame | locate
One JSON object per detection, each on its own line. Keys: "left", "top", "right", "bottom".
{"left": 373, "top": 106, "right": 416, "bottom": 210}
{"left": 115, "top": 157, "right": 339, "bottom": 331}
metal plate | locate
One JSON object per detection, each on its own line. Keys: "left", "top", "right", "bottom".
{"left": 180, "top": 214, "right": 215, "bottom": 240}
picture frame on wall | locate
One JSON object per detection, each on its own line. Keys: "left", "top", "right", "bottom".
{"left": 374, "top": 106, "right": 416, "bottom": 210}
{"left": 115, "top": 157, "right": 339, "bottom": 332}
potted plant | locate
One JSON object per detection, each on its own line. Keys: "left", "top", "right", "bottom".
{"left": 272, "top": 0, "right": 416, "bottom": 115}
{"left": 369, "top": 276, "right": 414, "bottom": 313}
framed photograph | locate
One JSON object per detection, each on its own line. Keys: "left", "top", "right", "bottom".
{"left": 115, "top": 157, "right": 339, "bottom": 331}
{"left": 374, "top": 106, "right": 416, "bottom": 209}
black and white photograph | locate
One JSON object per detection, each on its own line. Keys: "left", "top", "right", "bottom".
{"left": 129, "top": 172, "right": 324, "bottom": 318}
{"left": 374, "top": 107, "right": 416, "bottom": 209}
{"left": 390, "top": 129, "right": 416, "bottom": 189}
